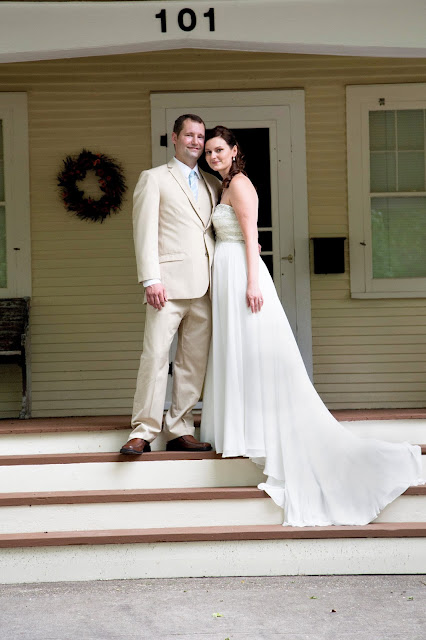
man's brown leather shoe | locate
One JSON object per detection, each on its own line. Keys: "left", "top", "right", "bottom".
{"left": 120, "top": 438, "right": 151, "bottom": 455}
{"left": 166, "top": 435, "right": 212, "bottom": 452}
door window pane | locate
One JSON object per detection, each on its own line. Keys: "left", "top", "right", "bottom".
{"left": 261, "top": 254, "right": 273, "bottom": 277}
{"left": 371, "top": 197, "right": 426, "bottom": 278}
{"left": 258, "top": 229, "right": 273, "bottom": 251}
{"left": 234, "top": 128, "right": 272, "bottom": 229}
{"left": 0, "top": 205, "right": 6, "bottom": 288}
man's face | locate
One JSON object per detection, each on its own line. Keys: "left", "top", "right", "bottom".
{"left": 172, "top": 119, "right": 205, "bottom": 168}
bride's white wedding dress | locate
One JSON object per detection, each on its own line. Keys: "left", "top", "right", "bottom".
{"left": 201, "top": 203, "right": 424, "bottom": 527}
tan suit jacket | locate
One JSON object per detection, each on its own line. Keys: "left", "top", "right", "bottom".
{"left": 133, "top": 157, "right": 222, "bottom": 300}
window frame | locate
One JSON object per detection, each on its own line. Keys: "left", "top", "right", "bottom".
{"left": 0, "top": 93, "right": 31, "bottom": 298}
{"left": 347, "top": 83, "right": 426, "bottom": 298}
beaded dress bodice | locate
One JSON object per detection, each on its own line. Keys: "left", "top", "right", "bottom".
{"left": 212, "top": 204, "right": 245, "bottom": 243}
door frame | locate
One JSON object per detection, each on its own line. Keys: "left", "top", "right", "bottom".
{"left": 0, "top": 92, "right": 31, "bottom": 298}
{"left": 151, "top": 90, "right": 313, "bottom": 377}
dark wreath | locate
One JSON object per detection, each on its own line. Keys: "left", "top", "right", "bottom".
{"left": 57, "top": 149, "right": 127, "bottom": 222}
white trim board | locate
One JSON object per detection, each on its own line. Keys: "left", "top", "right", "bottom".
{"left": 347, "top": 83, "right": 426, "bottom": 299}
{"left": 2, "top": 2, "right": 426, "bottom": 63}
{"left": 0, "top": 92, "right": 31, "bottom": 298}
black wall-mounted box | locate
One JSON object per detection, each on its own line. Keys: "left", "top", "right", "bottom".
{"left": 312, "top": 237, "right": 346, "bottom": 274}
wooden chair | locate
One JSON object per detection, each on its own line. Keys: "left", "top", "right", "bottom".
{"left": 0, "top": 297, "right": 30, "bottom": 418}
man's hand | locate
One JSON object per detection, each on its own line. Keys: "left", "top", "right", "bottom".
{"left": 146, "top": 283, "right": 168, "bottom": 310}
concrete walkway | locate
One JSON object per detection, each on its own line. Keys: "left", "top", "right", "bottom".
{"left": 0, "top": 575, "right": 425, "bottom": 639}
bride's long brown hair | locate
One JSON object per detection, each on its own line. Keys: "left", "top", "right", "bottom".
{"left": 206, "top": 126, "right": 247, "bottom": 189}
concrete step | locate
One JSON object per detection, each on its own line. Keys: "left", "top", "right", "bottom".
{"left": 0, "top": 455, "right": 266, "bottom": 492}
{"left": 1, "top": 451, "right": 425, "bottom": 492}
{"left": 1, "top": 411, "right": 425, "bottom": 584}
{"left": 1, "top": 413, "right": 426, "bottom": 455}
{"left": 1, "top": 485, "right": 425, "bottom": 534}
{"left": 0, "top": 487, "right": 282, "bottom": 533}
{"left": 1, "top": 523, "right": 425, "bottom": 583}
{"left": 1, "top": 448, "right": 425, "bottom": 487}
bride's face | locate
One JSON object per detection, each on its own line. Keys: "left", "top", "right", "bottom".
{"left": 205, "top": 137, "right": 237, "bottom": 177}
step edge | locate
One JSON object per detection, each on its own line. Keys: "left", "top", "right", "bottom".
{"left": 1, "top": 447, "right": 425, "bottom": 466}
{"left": 0, "top": 487, "right": 268, "bottom": 506}
{"left": 1, "top": 523, "right": 426, "bottom": 548}
{"left": 1, "top": 485, "right": 425, "bottom": 506}
{"left": 0, "top": 451, "right": 226, "bottom": 466}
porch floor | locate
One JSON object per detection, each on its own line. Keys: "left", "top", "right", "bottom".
{"left": 1, "top": 408, "right": 426, "bottom": 433}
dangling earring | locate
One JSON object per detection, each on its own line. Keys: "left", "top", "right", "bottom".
{"left": 232, "top": 157, "right": 236, "bottom": 162}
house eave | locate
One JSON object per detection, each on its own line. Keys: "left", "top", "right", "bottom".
{"left": 2, "top": 1, "right": 426, "bottom": 63}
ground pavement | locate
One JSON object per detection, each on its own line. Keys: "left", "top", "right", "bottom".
{"left": 0, "top": 575, "right": 425, "bottom": 639}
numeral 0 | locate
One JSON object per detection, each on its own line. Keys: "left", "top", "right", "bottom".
{"left": 178, "top": 9, "right": 197, "bottom": 32}
{"left": 155, "top": 7, "right": 215, "bottom": 33}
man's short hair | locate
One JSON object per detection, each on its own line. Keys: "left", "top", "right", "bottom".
{"left": 173, "top": 114, "right": 205, "bottom": 137}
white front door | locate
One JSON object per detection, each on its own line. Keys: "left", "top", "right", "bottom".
{"left": 150, "top": 91, "right": 312, "bottom": 405}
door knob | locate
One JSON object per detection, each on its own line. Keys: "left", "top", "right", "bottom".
{"left": 281, "top": 254, "right": 294, "bottom": 263}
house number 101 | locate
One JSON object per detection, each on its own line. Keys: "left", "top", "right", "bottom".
{"left": 155, "top": 8, "right": 216, "bottom": 33}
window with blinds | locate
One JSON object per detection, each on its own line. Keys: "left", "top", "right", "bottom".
{"left": 347, "top": 84, "right": 426, "bottom": 298}
{"left": 369, "top": 110, "right": 426, "bottom": 280}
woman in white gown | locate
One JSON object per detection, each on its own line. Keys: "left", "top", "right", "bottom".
{"left": 201, "top": 125, "right": 424, "bottom": 527}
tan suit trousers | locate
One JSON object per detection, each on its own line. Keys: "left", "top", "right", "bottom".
{"left": 130, "top": 292, "right": 212, "bottom": 442}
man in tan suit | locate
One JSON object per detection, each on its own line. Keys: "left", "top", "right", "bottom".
{"left": 120, "top": 114, "right": 222, "bottom": 454}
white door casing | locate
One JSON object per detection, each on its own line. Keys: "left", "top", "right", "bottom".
{"left": 150, "top": 91, "right": 312, "bottom": 404}
{"left": 0, "top": 93, "right": 31, "bottom": 298}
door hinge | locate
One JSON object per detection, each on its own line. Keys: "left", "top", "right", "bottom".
{"left": 160, "top": 134, "right": 168, "bottom": 147}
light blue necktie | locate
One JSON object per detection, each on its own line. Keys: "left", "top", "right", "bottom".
{"left": 188, "top": 169, "right": 198, "bottom": 202}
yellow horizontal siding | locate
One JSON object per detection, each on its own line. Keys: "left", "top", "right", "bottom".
{"left": 1, "top": 49, "right": 426, "bottom": 416}
{"left": 0, "top": 365, "right": 22, "bottom": 419}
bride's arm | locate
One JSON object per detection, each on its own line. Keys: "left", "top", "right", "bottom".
{"left": 228, "top": 174, "right": 263, "bottom": 314}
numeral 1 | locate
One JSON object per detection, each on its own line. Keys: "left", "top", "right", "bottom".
{"left": 203, "top": 7, "right": 215, "bottom": 32}
{"left": 155, "top": 9, "right": 167, "bottom": 33}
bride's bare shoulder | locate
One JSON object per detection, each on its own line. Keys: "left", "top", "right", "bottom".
{"left": 229, "top": 173, "right": 257, "bottom": 198}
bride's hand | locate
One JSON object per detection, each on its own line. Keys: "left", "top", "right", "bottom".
{"left": 246, "top": 286, "right": 264, "bottom": 313}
